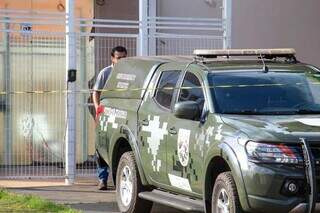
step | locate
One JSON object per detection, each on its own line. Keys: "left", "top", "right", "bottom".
{"left": 139, "top": 189, "right": 204, "bottom": 212}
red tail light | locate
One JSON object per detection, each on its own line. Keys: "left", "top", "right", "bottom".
{"left": 277, "top": 144, "right": 295, "bottom": 157}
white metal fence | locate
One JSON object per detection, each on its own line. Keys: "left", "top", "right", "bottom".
{"left": 0, "top": 6, "right": 229, "bottom": 179}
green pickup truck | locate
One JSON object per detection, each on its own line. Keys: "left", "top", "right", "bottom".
{"left": 96, "top": 49, "right": 320, "bottom": 213}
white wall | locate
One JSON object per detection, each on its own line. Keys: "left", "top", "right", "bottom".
{"left": 232, "top": 0, "right": 320, "bottom": 67}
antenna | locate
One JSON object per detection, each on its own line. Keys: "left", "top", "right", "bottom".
{"left": 259, "top": 53, "right": 269, "bottom": 73}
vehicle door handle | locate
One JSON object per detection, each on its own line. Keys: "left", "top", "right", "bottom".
{"left": 169, "top": 127, "right": 177, "bottom": 135}
{"left": 141, "top": 119, "right": 149, "bottom": 126}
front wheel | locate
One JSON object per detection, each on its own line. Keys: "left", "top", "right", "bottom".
{"left": 116, "top": 151, "right": 153, "bottom": 213}
{"left": 212, "top": 172, "right": 242, "bottom": 213}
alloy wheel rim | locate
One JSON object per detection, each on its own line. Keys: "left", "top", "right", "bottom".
{"left": 217, "top": 188, "right": 230, "bottom": 213}
{"left": 119, "top": 165, "right": 133, "bottom": 207}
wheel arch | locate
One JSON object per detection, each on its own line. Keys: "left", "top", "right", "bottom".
{"left": 111, "top": 137, "right": 132, "bottom": 185}
{"left": 110, "top": 125, "right": 149, "bottom": 186}
{"left": 203, "top": 143, "right": 250, "bottom": 213}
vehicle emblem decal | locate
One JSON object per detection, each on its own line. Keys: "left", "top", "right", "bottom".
{"left": 142, "top": 115, "right": 168, "bottom": 172}
{"left": 116, "top": 73, "right": 136, "bottom": 81}
{"left": 177, "top": 129, "right": 191, "bottom": 167}
{"left": 116, "top": 81, "right": 129, "bottom": 89}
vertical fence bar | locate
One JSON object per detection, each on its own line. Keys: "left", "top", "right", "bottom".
{"left": 3, "top": 16, "right": 12, "bottom": 167}
{"left": 80, "top": 22, "right": 88, "bottom": 170}
{"left": 65, "top": 0, "right": 77, "bottom": 185}
{"left": 148, "top": 0, "right": 156, "bottom": 55}
{"left": 139, "top": 0, "right": 148, "bottom": 56}
{"left": 223, "top": 0, "right": 232, "bottom": 49}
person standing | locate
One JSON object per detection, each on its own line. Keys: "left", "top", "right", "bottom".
{"left": 93, "top": 46, "right": 127, "bottom": 190}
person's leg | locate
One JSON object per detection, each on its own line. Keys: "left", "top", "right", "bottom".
{"left": 95, "top": 150, "right": 109, "bottom": 190}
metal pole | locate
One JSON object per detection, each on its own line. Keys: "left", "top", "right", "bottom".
{"left": 3, "top": 16, "right": 12, "bottom": 166}
{"left": 139, "top": 0, "right": 148, "bottom": 56}
{"left": 148, "top": 0, "right": 156, "bottom": 55}
{"left": 65, "top": 0, "right": 77, "bottom": 185}
{"left": 80, "top": 21, "right": 88, "bottom": 163}
{"left": 222, "top": 0, "right": 232, "bottom": 49}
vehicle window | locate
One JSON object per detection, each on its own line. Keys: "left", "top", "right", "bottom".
{"left": 208, "top": 71, "right": 320, "bottom": 115}
{"left": 155, "top": 70, "right": 180, "bottom": 109}
{"left": 178, "top": 72, "right": 205, "bottom": 112}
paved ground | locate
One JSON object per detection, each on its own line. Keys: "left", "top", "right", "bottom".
{"left": 0, "top": 178, "right": 317, "bottom": 213}
{"left": 0, "top": 178, "right": 184, "bottom": 213}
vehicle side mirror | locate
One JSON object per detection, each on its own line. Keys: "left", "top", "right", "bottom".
{"left": 174, "top": 101, "right": 201, "bottom": 120}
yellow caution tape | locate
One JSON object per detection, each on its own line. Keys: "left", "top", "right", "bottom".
{"left": 0, "top": 82, "right": 319, "bottom": 95}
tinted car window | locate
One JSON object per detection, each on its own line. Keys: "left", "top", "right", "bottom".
{"left": 208, "top": 71, "right": 320, "bottom": 115}
{"left": 155, "top": 70, "right": 180, "bottom": 109}
{"left": 178, "top": 72, "right": 205, "bottom": 112}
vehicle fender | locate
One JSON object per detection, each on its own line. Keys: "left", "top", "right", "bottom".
{"left": 109, "top": 124, "right": 148, "bottom": 185}
{"left": 203, "top": 142, "right": 250, "bottom": 212}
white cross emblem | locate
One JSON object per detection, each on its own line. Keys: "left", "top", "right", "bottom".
{"left": 142, "top": 115, "right": 168, "bottom": 172}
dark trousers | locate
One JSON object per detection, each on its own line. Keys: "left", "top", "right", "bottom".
{"left": 95, "top": 150, "right": 109, "bottom": 182}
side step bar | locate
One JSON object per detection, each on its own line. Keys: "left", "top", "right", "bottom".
{"left": 139, "top": 190, "right": 204, "bottom": 212}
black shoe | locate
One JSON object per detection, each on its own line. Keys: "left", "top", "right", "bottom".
{"left": 98, "top": 180, "right": 108, "bottom": 190}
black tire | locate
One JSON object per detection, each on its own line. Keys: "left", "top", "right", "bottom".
{"left": 116, "top": 151, "right": 153, "bottom": 213}
{"left": 212, "top": 172, "right": 242, "bottom": 213}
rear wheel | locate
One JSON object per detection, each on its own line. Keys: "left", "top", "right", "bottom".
{"left": 212, "top": 172, "right": 242, "bottom": 213}
{"left": 116, "top": 151, "right": 153, "bottom": 213}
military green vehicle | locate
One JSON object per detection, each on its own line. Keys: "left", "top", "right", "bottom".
{"left": 96, "top": 48, "right": 320, "bottom": 213}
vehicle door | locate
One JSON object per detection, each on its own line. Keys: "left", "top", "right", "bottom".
{"left": 166, "top": 68, "right": 210, "bottom": 195}
{"left": 138, "top": 63, "right": 184, "bottom": 186}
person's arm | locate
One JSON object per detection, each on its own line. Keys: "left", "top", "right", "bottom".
{"left": 93, "top": 90, "right": 101, "bottom": 110}
{"left": 93, "top": 70, "right": 105, "bottom": 111}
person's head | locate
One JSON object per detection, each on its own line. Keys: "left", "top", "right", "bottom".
{"left": 111, "top": 46, "right": 127, "bottom": 65}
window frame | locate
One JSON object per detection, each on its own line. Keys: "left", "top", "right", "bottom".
{"left": 174, "top": 70, "right": 207, "bottom": 118}
{"left": 153, "top": 70, "right": 181, "bottom": 111}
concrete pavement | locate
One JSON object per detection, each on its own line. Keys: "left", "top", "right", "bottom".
{"left": 0, "top": 178, "right": 184, "bottom": 213}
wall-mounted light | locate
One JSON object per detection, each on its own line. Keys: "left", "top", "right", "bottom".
{"left": 96, "top": 0, "right": 106, "bottom": 6}
{"left": 57, "top": 2, "right": 65, "bottom": 12}
{"left": 204, "top": 0, "right": 217, "bottom": 8}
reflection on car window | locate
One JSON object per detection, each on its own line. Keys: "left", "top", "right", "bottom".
{"left": 178, "top": 72, "right": 205, "bottom": 112}
{"left": 155, "top": 70, "right": 180, "bottom": 109}
{"left": 208, "top": 71, "right": 320, "bottom": 115}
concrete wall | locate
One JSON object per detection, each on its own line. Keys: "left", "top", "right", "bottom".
{"left": 156, "top": 0, "right": 320, "bottom": 67}
{"left": 232, "top": 0, "right": 320, "bottom": 67}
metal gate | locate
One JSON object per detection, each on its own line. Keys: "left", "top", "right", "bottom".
{"left": 0, "top": 6, "right": 228, "bottom": 179}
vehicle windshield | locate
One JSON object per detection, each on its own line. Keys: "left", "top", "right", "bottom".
{"left": 208, "top": 70, "right": 320, "bottom": 115}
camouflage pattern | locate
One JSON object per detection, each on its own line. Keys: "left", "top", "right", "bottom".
{"left": 96, "top": 56, "right": 320, "bottom": 212}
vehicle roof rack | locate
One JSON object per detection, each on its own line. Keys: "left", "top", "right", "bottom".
{"left": 193, "top": 48, "right": 296, "bottom": 60}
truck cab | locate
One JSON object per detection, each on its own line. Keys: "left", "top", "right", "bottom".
{"left": 96, "top": 49, "right": 320, "bottom": 213}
